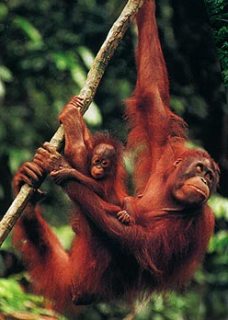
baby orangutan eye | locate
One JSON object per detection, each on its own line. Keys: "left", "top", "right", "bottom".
{"left": 94, "top": 159, "right": 100, "bottom": 165}
{"left": 102, "top": 160, "right": 109, "bottom": 167}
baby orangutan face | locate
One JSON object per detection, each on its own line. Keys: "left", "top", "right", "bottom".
{"left": 90, "top": 143, "right": 116, "bottom": 179}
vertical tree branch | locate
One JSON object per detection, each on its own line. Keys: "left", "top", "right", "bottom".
{"left": 0, "top": 0, "right": 145, "bottom": 246}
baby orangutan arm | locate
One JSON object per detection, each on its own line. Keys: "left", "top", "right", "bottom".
{"left": 51, "top": 167, "right": 105, "bottom": 197}
{"left": 51, "top": 168, "right": 132, "bottom": 225}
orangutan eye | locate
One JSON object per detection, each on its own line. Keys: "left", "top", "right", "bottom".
{"left": 196, "top": 163, "right": 204, "bottom": 173}
{"left": 205, "top": 171, "right": 213, "bottom": 182}
{"left": 93, "top": 159, "right": 100, "bottom": 165}
{"left": 102, "top": 160, "right": 109, "bottom": 167}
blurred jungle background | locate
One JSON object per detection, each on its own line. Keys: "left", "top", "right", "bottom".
{"left": 0, "top": 0, "right": 227, "bottom": 319}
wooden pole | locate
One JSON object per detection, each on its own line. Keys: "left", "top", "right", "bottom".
{"left": 0, "top": 0, "right": 145, "bottom": 247}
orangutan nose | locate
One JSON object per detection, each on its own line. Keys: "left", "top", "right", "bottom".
{"left": 201, "top": 177, "right": 207, "bottom": 185}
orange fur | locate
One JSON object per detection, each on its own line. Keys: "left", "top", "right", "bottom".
{"left": 13, "top": 0, "right": 218, "bottom": 310}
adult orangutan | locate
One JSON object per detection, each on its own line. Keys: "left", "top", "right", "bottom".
{"left": 13, "top": 0, "right": 219, "bottom": 311}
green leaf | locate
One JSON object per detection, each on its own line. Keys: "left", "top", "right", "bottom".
{"left": 209, "top": 195, "right": 228, "bottom": 220}
{"left": 0, "top": 3, "right": 8, "bottom": 21}
{"left": 84, "top": 101, "right": 102, "bottom": 127}
{"left": 51, "top": 51, "right": 77, "bottom": 70}
{"left": 53, "top": 225, "right": 74, "bottom": 249}
{"left": 209, "top": 230, "right": 228, "bottom": 253}
{"left": 78, "top": 46, "right": 95, "bottom": 69}
{"left": 0, "top": 65, "right": 13, "bottom": 82}
{"left": 0, "top": 78, "right": 5, "bottom": 98}
{"left": 71, "top": 65, "right": 87, "bottom": 87}
{"left": 13, "top": 16, "right": 43, "bottom": 47}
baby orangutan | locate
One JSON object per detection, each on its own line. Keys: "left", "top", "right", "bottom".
{"left": 45, "top": 142, "right": 132, "bottom": 225}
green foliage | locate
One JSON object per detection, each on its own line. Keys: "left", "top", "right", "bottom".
{"left": 135, "top": 292, "right": 207, "bottom": 320}
{"left": 0, "top": 277, "right": 67, "bottom": 319}
{"left": 204, "top": 0, "right": 228, "bottom": 86}
{"left": 53, "top": 225, "right": 74, "bottom": 250}
{"left": 13, "top": 16, "right": 43, "bottom": 48}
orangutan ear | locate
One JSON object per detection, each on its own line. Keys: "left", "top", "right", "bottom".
{"left": 173, "top": 158, "right": 183, "bottom": 167}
